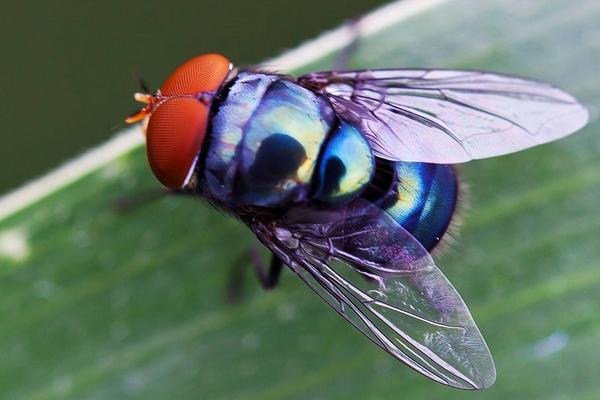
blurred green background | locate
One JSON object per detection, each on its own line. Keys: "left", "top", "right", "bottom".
{"left": 1, "top": 0, "right": 600, "bottom": 399}
{"left": 0, "top": 0, "right": 387, "bottom": 194}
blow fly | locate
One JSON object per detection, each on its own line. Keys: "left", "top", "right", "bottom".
{"left": 126, "top": 53, "right": 588, "bottom": 389}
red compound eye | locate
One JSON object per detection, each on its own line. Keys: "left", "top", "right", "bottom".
{"left": 145, "top": 54, "right": 231, "bottom": 189}
{"left": 160, "top": 53, "right": 231, "bottom": 96}
{"left": 146, "top": 98, "right": 208, "bottom": 189}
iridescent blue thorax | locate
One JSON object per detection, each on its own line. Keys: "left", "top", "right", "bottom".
{"left": 312, "top": 121, "right": 374, "bottom": 206}
{"left": 201, "top": 71, "right": 374, "bottom": 208}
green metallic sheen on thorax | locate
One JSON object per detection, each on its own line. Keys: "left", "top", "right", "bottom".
{"left": 235, "top": 79, "right": 334, "bottom": 206}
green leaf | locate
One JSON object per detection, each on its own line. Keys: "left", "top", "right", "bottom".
{"left": 1, "top": 0, "right": 599, "bottom": 398}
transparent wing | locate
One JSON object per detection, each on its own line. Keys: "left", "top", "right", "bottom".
{"left": 298, "top": 69, "right": 588, "bottom": 163}
{"left": 247, "top": 200, "right": 495, "bottom": 389}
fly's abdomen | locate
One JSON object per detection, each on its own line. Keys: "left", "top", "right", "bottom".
{"left": 366, "top": 161, "right": 458, "bottom": 251}
{"left": 311, "top": 120, "right": 374, "bottom": 205}
{"left": 390, "top": 163, "right": 458, "bottom": 251}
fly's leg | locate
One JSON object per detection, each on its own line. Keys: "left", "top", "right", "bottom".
{"left": 252, "top": 251, "right": 283, "bottom": 290}
{"left": 227, "top": 249, "right": 283, "bottom": 303}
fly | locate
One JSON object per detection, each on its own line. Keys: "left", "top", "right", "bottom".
{"left": 125, "top": 53, "right": 588, "bottom": 390}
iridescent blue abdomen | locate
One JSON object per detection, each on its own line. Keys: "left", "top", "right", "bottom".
{"left": 369, "top": 162, "right": 458, "bottom": 251}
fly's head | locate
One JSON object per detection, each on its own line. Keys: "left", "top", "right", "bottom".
{"left": 126, "top": 54, "right": 234, "bottom": 190}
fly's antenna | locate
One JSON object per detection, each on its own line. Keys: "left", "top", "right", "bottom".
{"left": 132, "top": 71, "right": 151, "bottom": 94}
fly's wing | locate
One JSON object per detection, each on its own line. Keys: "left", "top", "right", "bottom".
{"left": 298, "top": 69, "right": 588, "bottom": 163}
{"left": 247, "top": 200, "right": 495, "bottom": 390}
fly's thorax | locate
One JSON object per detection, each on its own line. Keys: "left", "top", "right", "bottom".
{"left": 201, "top": 71, "right": 279, "bottom": 201}
{"left": 201, "top": 71, "right": 336, "bottom": 207}
{"left": 311, "top": 120, "right": 375, "bottom": 205}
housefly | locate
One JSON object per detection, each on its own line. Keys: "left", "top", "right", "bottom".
{"left": 126, "top": 53, "right": 588, "bottom": 389}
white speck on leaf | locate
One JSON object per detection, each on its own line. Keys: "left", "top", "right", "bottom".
{"left": 0, "top": 228, "right": 30, "bottom": 263}
{"left": 241, "top": 332, "right": 260, "bottom": 351}
{"left": 530, "top": 331, "right": 569, "bottom": 359}
{"left": 124, "top": 373, "right": 145, "bottom": 393}
{"left": 276, "top": 303, "right": 297, "bottom": 322}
